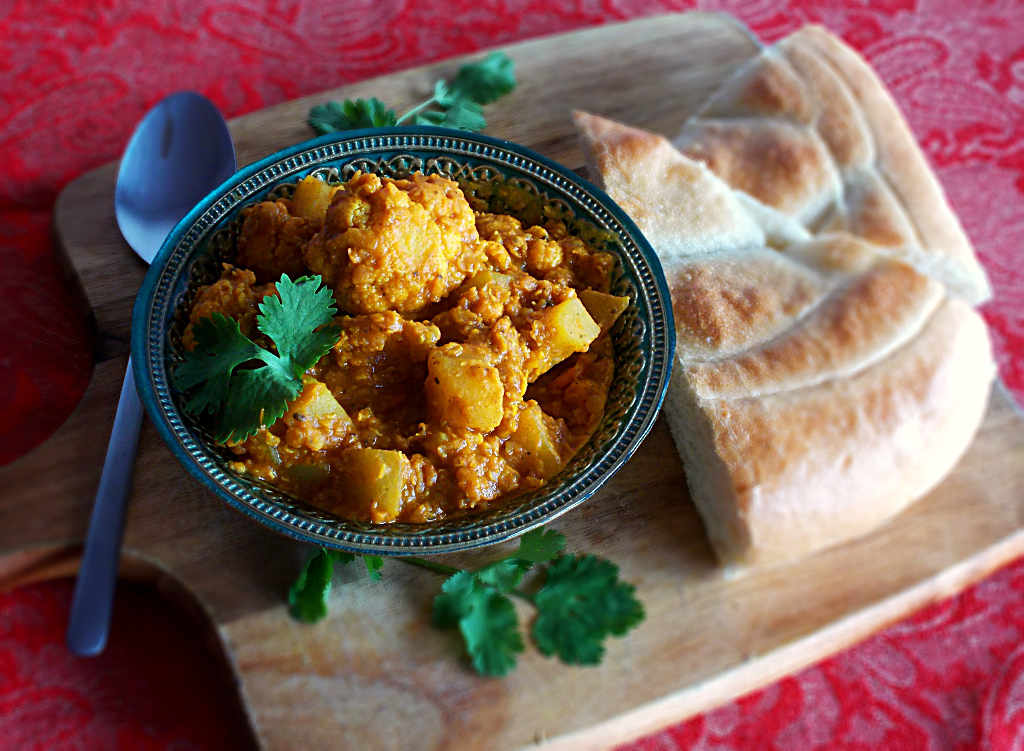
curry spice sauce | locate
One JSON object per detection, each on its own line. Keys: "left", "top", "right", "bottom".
{"left": 183, "top": 172, "right": 627, "bottom": 523}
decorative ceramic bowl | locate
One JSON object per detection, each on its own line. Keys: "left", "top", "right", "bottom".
{"left": 132, "top": 126, "right": 674, "bottom": 555}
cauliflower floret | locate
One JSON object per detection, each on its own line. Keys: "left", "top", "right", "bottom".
{"left": 304, "top": 172, "right": 486, "bottom": 315}
{"left": 236, "top": 200, "right": 315, "bottom": 282}
{"left": 181, "top": 265, "right": 274, "bottom": 349}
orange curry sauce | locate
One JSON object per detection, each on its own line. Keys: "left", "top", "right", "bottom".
{"left": 183, "top": 172, "right": 628, "bottom": 523}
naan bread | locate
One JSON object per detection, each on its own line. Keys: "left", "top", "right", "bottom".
{"left": 677, "top": 26, "right": 992, "bottom": 306}
{"left": 665, "top": 298, "right": 992, "bottom": 565}
{"left": 572, "top": 25, "right": 995, "bottom": 566}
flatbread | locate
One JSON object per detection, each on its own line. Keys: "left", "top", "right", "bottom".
{"left": 572, "top": 25, "right": 994, "bottom": 566}
{"left": 572, "top": 111, "right": 764, "bottom": 259}
{"left": 682, "top": 260, "right": 944, "bottom": 400}
{"left": 677, "top": 26, "right": 992, "bottom": 305}
{"left": 665, "top": 298, "right": 993, "bottom": 566}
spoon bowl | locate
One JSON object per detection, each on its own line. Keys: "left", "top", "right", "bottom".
{"left": 115, "top": 92, "right": 236, "bottom": 263}
{"left": 68, "top": 91, "right": 236, "bottom": 657}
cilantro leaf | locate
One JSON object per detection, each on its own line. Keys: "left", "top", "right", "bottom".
{"left": 515, "top": 528, "right": 566, "bottom": 563}
{"left": 173, "top": 313, "right": 262, "bottom": 416}
{"left": 450, "top": 52, "right": 516, "bottom": 105}
{"left": 217, "top": 367, "right": 301, "bottom": 443}
{"left": 410, "top": 53, "right": 513, "bottom": 130}
{"left": 432, "top": 570, "right": 479, "bottom": 628}
{"left": 414, "top": 98, "right": 486, "bottom": 131}
{"left": 174, "top": 273, "right": 341, "bottom": 443}
{"left": 470, "top": 528, "right": 567, "bottom": 593}
{"left": 363, "top": 555, "right": 384, "bottom": 581}
{"left": 288, "top": 548, "right": 355, "bottom": 623}
{"left": 459, "top": 589, "right": 524, "bottom": 677}
{"left": 432, "top": 568, "right": 523, "bottom": 675}
{"left": 427, "top": 531, "right": 643, "bottom": 675}
{"left": 308, "top": 98, "right": 398, "bottom": 134}
{"left": 531, "top": 555, "right": 645, "bottom": 665}
{"left": 431, "top": 80, "right": 457, "bottom": 108}
{"left": 475, "top": 558, "right": 527, "bottom": 593}
{"left": 256, "top": 274, "right": 340, "bottom": 375}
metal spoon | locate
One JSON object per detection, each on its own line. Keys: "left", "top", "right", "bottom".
{"left": 67, "top": 91, "right": 236, "bottom": 656}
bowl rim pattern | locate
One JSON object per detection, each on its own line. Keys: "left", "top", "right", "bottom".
{"left": 131, "top": 125, "right": 675, "bottom": 555}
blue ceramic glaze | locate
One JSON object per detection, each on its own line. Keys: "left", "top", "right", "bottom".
{"left": 132, "top": 126, "right": 675, "bottom": 555}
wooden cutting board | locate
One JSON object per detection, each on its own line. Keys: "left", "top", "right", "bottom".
{"left": 3, "top": 12, "right": 1023, "bottom": 750}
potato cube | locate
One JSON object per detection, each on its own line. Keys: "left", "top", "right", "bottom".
{"left": 578, "top": 289, "right": 630, "bottom": 335}
{"left": 528, "top": 296, "right": 601, "bottom": 379}
{"left": 426, "top": 343, "right": 504, "bottom": 432}
{"left": 283, "top": 463, "right": 330, "bottom": 495}
{"left": 512, "top": 401, "right": 565, "bottom": 479}
{"left": 282, "top": 378, "right": 353, "bottom": 451}
{"left": 291, "top": 377, "right": 348, "bottom": 420}
{"left": 460, "top": 269, "right": 513, "bottom": 293}
{"left": 291, "top": 175, "right": 334, "bottom": 222}
{"left": 337, "top": 448, "right": 410, "bottom": 523}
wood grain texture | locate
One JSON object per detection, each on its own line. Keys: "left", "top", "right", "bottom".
{"left": 5, "top": 12, "right": 1022, "bottom": 750}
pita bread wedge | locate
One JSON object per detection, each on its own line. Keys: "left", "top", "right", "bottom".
{"left": 677, "top": 25, "right": 992, "bottom": 305}
{"left": 572, "top": 111, "right": 764, "bottom": 259}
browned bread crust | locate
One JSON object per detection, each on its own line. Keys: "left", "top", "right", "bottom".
{"left": 677, "top": 26, "right": 991, "bottom": 305}
{"left": 665, "top": 299, "right": 993, "bottom": 566}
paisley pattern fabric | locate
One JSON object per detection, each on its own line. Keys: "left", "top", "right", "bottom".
{"left": 1, "top": 0, "right": 1022, "bottom": 748}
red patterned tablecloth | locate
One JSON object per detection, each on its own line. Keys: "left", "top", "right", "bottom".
{"left": 2, "top": 1, "right": 1023, "bottom": 748}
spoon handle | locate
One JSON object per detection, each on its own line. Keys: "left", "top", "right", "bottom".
{"left": 67, "top": 358, "right": 143, "bottom": 657}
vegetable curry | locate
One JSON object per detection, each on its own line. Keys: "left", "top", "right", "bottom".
{"left": 181, "top": 172, "right": 628, "bottom": 523}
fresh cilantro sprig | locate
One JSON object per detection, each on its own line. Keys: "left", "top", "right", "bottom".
{"left": 174, "top": 274, "right": 340, "bottom": 443}
{"left": 287, "top": 528, "right": 645, "bottom": 677}
{"left": 308, "top": 51, "right": 515, "bottom": 135}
